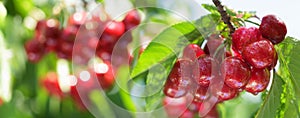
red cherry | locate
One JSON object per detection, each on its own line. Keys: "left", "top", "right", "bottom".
{"left": 204, "top": 34, "right": 224, "bottom": 55}
{"left": 268, "top": 51, "right": 278, "bottom": 70}
{"left": 180, "top": 109, "right": 195, "bottom": 118}
{"left": 95, "top": 62, "right": 115, "bottom": 90}
{"left": 196, "top": 55, "right": 217, "bottom": 87}
{"left": 104, "top": 21, "right": 125, "bottom": 38}
{"left": 0, "top": 98, "right": 3, "bottom": 106}
{"left": 24, "top": 39, "right": 45, "bottom": 63}
{"left": 245, "top": 68, "right": 270, "bottom": 95}
{"left": 123, "top": 10, "right": 141, "bottom": 30}
{"left": 259, "top": 15, "right": 287, "bottom": 44}
{"left": 232, "top": 27, "right": 262, "bottom": 53}
{"left": 242, "top": 40, "right": 276, "bottom": 69}
{"left": 193, "top": 86, "right": 209, "bottom": 102}
{"left": 57, "top": 40, "right": 74, "bottom": 60}
{"left": 215, "top": 83, "right": 238, "bottom": 101}
{"left": 163, "top": 97, "right": 188, "bottom": 117}
{"left": 164, "top": 60, "right": 192, "bottom": 98}
{"left": 202, "top": 106, "right": 219, "bottom": 118}
{"left": 42, "top": 72, "right": 64, "bottom": 99}
{"left": 36, "top": 19, "right": 61, "bottom": 39}
{"left": 68, "top": 12, "right": 87, "bottom": 26}
{"left": 183, "top": 44, "right": 205, "bottom": 59}
{"left": 221, "top": 57, "right": 251, "bottom": 89}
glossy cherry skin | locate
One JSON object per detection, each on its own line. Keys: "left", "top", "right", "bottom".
{"left": 221, "top": 57, "right": 251, "bottom": 89}
{"left": 197, "top": 55, "right": 217, "bottom": 87}
{"left": 259, "top": 15, "right": 287, "bottom": 44}
{"left": 242, "top": 40, "right": 276, "bottom": 69}
{"left": 232, "top": 27, "right": 262, "bottom": 53}
{"left": 193, "top": 86, "right": 209, "bottom": 102}
{"left": 123, "top": 10, "right": 141, "bottom": 30}
{"left": 24, "top": 39, "right": 45, "bottom": 63}
{"left": 104, "top": 21, "right": 125, "bottom": 38}
{"left": 216, "top": 83, "right": 238, "bottom": 101}
{"left": 164, "top": 59, "right": 192, "bottom": 98}
{"left": 245, "top": 68, "right": 270, "bottom": 95}
{"left": 183, "top": 44, "right": 205, "bottom": 59}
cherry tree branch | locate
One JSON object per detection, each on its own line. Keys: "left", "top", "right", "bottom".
{"left": 212, "top": 0, "right": 236, "bottom": 35}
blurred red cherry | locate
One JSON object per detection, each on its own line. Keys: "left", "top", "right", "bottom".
{"left": 25, "top": 39, "right": 46, "bottom": 63}
{"left": 42, "top": 72, "right": 64, "bottom": 99}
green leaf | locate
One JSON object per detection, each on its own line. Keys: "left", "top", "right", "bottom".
{"left": 275, "top": 37, "right": 300, "bottom": 117}
{"left": 130, "top": 22, "right": 198, "bottom": 79}
{"left": 255, "top": 74, "right": 285, "bottom": 118}
{"left": 201, "top": 4, "right": 219, "bottom": 15}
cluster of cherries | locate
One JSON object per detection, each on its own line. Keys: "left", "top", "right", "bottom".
{"left": 25, "top": 9, "right": 140, "bottom": 64}
{"left": 163, "top": 15, "right": 286, "bottom": 117}
{"left": 41, "top": 61, "right": 114, "bottom": 110}
{"left": 31, "top": 9, "right": 141, "bottom": 110}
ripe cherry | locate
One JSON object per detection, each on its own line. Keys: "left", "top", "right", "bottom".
{"left": 123, "top": 10, "right": 141, "bottom": 30}
{"left": 197, "top": 55, "right": 217, "bottom": 87}
{"left": 242, "top": 40, "right": 276, "bottom": 69}
{"left": 215, "top": 83, "right": 238, "bottom": 101}
{"left": 221, "top": 57, "right": 251, "bottom": 89}
{"left": 183, "top": 44, "right": 205, "bottom": 59}
{"left": 232, "top": 27, "right": 262, "bottom": 53}
{"left": 163, "top": 97, "right": 188, "bottom": 117}
{"left": 245, "top": 68, "right": 270, "bottom": 95}
{"left": 193, "top": 86, "right": 209, "bottom": 102}
{"left": 68, "top": 12, "right": 87, "bottom": 27}
{"left": 259, "top": 15, "right": 287, "bottom": 44}
{"left": 25, "top": 39, "right": 45, "bottom": 63}
{"left": 104, "top": 21, "right": 125, "bottom": 38}
{"left": 42, "top": 72, "right": 64, "bottom": 99}
{"left": 164, "top": 60, "right": 192, "bottom": 98}
{"left": 36, "top": 19, "right": 61, "bottom": 39}
{"left": 95, "top": 62, "right": 115, "bottom": 90}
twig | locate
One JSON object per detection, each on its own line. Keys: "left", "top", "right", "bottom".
{"left": 212, "top": 0, "right": 236, "bottom": 35}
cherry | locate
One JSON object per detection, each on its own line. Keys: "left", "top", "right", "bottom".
{"left": 183, "top": 44, "right": 205, "bottom": 59}
{"left": 123, "top": 10, "right": 141, "bottom": 30}
{"left": 232, "top": 27, "right": 262, "bottom": 53}
{"left": 42, "top": 72, "right": 64, "bottom": 99}
{"left": 36, "top": 19, "right": 61, "bottom": 39}
{"left": 245, "top": 68, "right": 270, "bottom": 95}
{"left": 163, "top": 97, "right": 188, "bottom": 117}
{"left": 164, "top": 60, "right": 192, "bottom": 98}
{"left": 202, "top": 106, "right": 219, "bottom": 118}
{"left": 68, "top": 12, "right": 87, "bottom": 27}
{"left": 268, "top": 51, "right": 278, "bottom": 70}
{"left": 180, "top": 109, "right": 195, "bottom": 118}
{"left": 204, "top": 34, "right": 224, "bottom": 55}
{"left": 242, "top": 40, "right": 276, "bottom": 69}
{"left": 221, "top": 57, "right": 251, "bottom": 89}
{"left": 193, "top": 86, "right": 209, "bottom": 102}
{"left": 24, "top": 39, "right": 45, "bottom": 63}
{"left": 57, "top": 40, "right": 74, "bottom": 60}
{"left": 196, "top": 55, "right": 217, "bottom": 87}
{"left": 215, "top": 83, "right": 238, "bottom": 101}
{"left": 104, "top": 21, "right": 125, "bottom": 38}
{"left": 259, "top": 15, "right": 287, "bottom": 44}
{"left": 95, "top": 62, "right": 115, "bottom": 90}
{"left": 0, "top": 97, "right": 3, "bottom": 106}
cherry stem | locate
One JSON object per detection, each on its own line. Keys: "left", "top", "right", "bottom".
{"left": 212, "top": 0, "right": 236, "bottom": 35}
